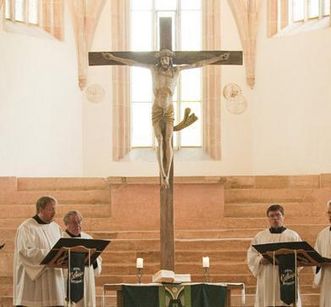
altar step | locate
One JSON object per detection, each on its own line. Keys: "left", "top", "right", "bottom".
{"left": 225, "top": 188, "right": 319, "bottom": 204}
{"left": 0, "top": 215, "right": 326, "bottom": 231}
{"left": 3, "top": 236, "right": 319, "bottom": 257}
{"left": 224, "top": 201, "right": 325, "bottom": 217}
{"left": 101, "top": 250, "right": 247, "bottom": 263}
{"left": 91, "top": 226, "right": 324, "bottom": 240}
{"left": 0, "top": 226, "right": 324, "bottom": 240}
{"left": 1, "top": 235, "right": 322, "bottom": 256}
{"left": 93, "top": 226, "right": 322, "bottom": 244}
{"left": 0, "top": 189, "right": 111, "bottom": 205}
{"left": 0, "top": 204, "right": 111, "bottom": 219}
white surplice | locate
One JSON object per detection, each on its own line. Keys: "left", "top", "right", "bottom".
{"left": 247, "top": 228, "right": 302, "bottom": 307}
{"left": 313, "top": 226, "right": 331, "bottom": 307}
{"left": 13, "top": 217, "right": 65, "bottom": 306}
{"left": 62, "top": 231, "right": 102, "bottom": 307}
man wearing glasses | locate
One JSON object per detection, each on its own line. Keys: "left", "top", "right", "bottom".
{"left": 313, "top": 200, "right": 331, "bottom": 307}
{"left": 247, "top": 204, "right": 302, "bottom": 307}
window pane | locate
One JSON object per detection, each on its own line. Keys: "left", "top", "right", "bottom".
{"left": 15, "top": 0, "right": 25, "bottom": 22}
{"left": 5, "top": 0, "right": 10, "bottom": 19}
{"left": 181, "top": 68, "right": 201, "bottom": 101}
{"left": 28, "top": 0, "right": 39, "bottom": 24}
{"left": 180, "top": 102, "right": 201, "bottom": 146}
{"left": 181, "top": 11, "right": 201, "bottom": 50}
{"left": 308, "top": 0, "right": 319, "bottom": 18}
{"left": 155, "top": 0, "right": 176, "bottom": 11}
{"left": 181, "top": 0, "right": 201, "bottom": 10}
{"left": 132, "top": 102, "right": 153, "bottom": 147}
{"left": 131, "top": 11, "right": 153, "bottom": 50}
{"left": 292, "top": 0, "right": 305, "bottom": 21}
{"left": 131, "top": 0, "right": 152, "bottom": 10}
{"left": 323, "top": 0, "right": 330, "bottom": 15}
{"left": 131, "top": 67, "right": 152, "bottom": 102}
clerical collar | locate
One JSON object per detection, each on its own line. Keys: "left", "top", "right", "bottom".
{"left": 32, "top": 215, "right": 49, "bottom": 224}
{"left": 269, "top": 226, "right": 287, "bottom": 234}
{"left": 65, "top": 230, "right": 81, "bottom": 238}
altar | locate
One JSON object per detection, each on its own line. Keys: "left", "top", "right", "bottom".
{"left": 102, "top": 282, "right": 245, "bottom": 307}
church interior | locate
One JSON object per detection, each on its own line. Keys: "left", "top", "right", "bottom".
{"left": 1, "top": 0, "right": 331, "bottom": 306}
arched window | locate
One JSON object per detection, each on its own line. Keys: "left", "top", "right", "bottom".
{"left": 268, "top": 0, "right": 330, "bottom": 37}
{"left": 4, "top": 0, "right": 63, "bottom": 40}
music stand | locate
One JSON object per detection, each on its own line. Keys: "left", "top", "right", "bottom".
{"left": 41, "top": 238, "right": 110, "bottom": 305}
{"left": 253, "top": 241, "right": 331, "bottom": 307}
{"left": 253, "top": 241, "right": 331, "bottom": 267}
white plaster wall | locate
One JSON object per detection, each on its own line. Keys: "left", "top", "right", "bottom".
{"left": 0, "top": 7, "right": 83, "bottom": 176}
{"left": 251, "top": 1, "right": 331, "bottom": 175}
{"left": 82, "top": 0, "right": 113, "bottom": 176}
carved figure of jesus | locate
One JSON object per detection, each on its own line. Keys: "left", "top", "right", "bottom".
{"left": 102, "top": 49, "right": 229, "bottom": 188}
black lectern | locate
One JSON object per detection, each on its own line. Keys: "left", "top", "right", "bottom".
{"left": 253, "top": 241, "right": 331, "bottom": 267}
{"left": 253, "top": 241, "right": 331, "bottom": 307}
{"left": 41, "top": 238, "right": 110, "bottom": 305}
{"left": 41, "top": 238, "right": 110, "bottom": 267}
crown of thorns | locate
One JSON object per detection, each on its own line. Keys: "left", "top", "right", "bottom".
{"left": 155, "top": 49, "right": 175, "bottom": 58}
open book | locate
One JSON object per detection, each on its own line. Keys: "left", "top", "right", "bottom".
{"left": 152, "top": 270, "right": 191, "bottom": 283}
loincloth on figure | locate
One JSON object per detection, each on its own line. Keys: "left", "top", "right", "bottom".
{"left": 152, "top": 103, "right": 174, "bottom": 128}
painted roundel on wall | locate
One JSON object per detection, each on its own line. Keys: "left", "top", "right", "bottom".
{"left": 223, "top": 83, "right": 247, "bottom": 114}
{"left": 223, "top": 83, "right": 241, "bottom": 100}
{"left": 85, "top": 84, "right": 105, "bottom": 103}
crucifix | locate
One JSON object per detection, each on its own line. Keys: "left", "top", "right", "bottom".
{"left": 89, "top": 17, "right": 242, "bottom": 271}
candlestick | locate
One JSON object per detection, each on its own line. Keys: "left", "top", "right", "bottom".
{"left": 202, "top": 256, "right": 210, "bottom": 282}
{"left": 136, "top": 267, "right": 143, "bottom": 284}
{"left": 136, "top": 258, "right": 144, "bottom": 284}
{"left": 203, "top": 267, "right": 210, "bottom": 282}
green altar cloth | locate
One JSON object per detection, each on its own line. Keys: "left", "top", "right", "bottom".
{"left": 122, "top": 283, "right": 227, "bottom": 307}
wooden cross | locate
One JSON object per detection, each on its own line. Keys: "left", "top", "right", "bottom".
{"left": 89, "top": 17, "right": 242, "bottom": 271}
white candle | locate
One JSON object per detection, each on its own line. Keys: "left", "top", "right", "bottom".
{"left": 136, "top": 257, "right": 144, "bottom": 269}
{"left": 202, "top": 256, "right": 210, "bottom": 268}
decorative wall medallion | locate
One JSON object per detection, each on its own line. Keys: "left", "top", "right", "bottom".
{"left": 223, "top": 83, "right": 247, "bottom": 114}
{"left": 223, "top": 83, "right": 241, "bottom": 100}
{"left": 85, "top": 84, "right": 105, "bottom": 103}
{"left": 226, "top": 95, "right": 247, "bottom": 114}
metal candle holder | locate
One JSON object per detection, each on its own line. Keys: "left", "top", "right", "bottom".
{"left": 203, "top": 267, "right": 210, "bottom": 282}
{"left": 136, "top": 268, "right": 143, "bottom": 284}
